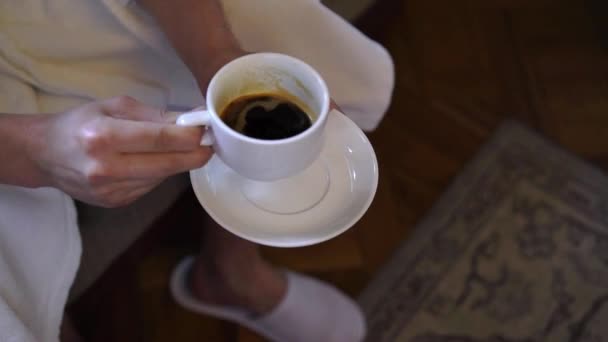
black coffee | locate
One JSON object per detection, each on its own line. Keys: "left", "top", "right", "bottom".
{"left": 221, "top": 94, "right": 313, "bottom": 140}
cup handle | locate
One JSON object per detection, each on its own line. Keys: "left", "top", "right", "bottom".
{"left": 175, "top": 110, "right": 214, "bottom": 146}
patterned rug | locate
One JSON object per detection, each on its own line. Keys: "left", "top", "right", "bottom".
{"left": 359, "top": 121, "right": 608, "bottom": 342}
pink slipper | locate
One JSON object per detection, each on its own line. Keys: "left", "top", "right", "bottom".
{"left": 170, "top": 256, "right": 366, "bottom": 342}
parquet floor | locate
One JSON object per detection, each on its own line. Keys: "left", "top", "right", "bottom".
{"left": 69, "top": 1, "right": 608, "bottom": 341}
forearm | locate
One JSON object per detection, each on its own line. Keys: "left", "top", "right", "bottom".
{"left": 137, "top": 0, "right": 244, "bottom": 90}
{"left": 0, "top": 114, "right": 49, "bottom": 188}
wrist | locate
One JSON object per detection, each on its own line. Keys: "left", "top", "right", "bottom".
{"left": 194, "top": 47, "right": 248, "bottom": 91}
{"left": 0, "top": 114, "right": 52, "bottom": 188}
{"left": 21, "top": 114, "right": 54, "bottom": 187}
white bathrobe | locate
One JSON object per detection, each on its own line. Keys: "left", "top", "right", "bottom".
{"left": 0, "top": 0, "right": 394, "bottom": 340}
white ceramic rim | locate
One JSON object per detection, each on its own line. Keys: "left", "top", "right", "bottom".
{"left": 206, "top": 52, "right": 330, "bottom": 146}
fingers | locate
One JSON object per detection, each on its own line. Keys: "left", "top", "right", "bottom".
{"left": 100, "top": 178, "right": 165, "bottom": 191}
{"left": 119, "top": 148, "right": 212, "bottom": 179}
{"left": 116, "top": 178, "right": 165, "bottom": 206}
{"left": 83, "top": 178, "right": 164, "bottom": 208}
{"left": 100, "top": 96, "right": 206, "bottom": 124}
{"left": 93, "top": 179, "right": 163, "bottom": 208}
{"left": 100, "top": 96, "right": 167, "bottom": 123}
{"left": 161, "top": 111, "right": 181, "bottom": 124}
{"left": 103, "top": 119, "right": 205, "bottom": 153}
{"left": 125, "top": 179, "right": 164, "bottom": 200}
{"left": 95, "top": 96, "right": 207, "bottom": 153}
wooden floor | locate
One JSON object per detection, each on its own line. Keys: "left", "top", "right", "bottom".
{"left": 69, "top": 0, "right": 608, "bottom": 341}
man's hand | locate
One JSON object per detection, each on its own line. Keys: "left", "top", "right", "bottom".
{"left": 34, "top": 96, "right": 211, "bottom": 207}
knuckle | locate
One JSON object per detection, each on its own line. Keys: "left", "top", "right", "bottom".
{"left": 79, "top": 123, "right": 111, "bottom": 154}
{"left": 154, "top": 126, "right": 170, "bottom": 149}
{"left": 84, "top": 162, "right": 111, "bottom": 185}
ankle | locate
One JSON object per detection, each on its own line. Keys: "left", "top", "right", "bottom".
{"left": 188, "top": 257, "right": 248, "bottom": 307}
{"left": 188, "top": 257, "right": 287, "bottom": 315}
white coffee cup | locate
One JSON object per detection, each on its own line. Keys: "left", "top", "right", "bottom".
{"left": 176, "top": 53, "right": 330, "bottom": 182}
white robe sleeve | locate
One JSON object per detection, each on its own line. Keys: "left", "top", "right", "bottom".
{"left": 105, "top": 0, "right": 395, "bottom": 131}
{"left": 220, "top": 0, "right": 395, "bottom": 131}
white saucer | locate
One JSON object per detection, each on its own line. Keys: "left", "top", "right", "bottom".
{"left": 189, "top": 110, "right": 378, "bottom": 248}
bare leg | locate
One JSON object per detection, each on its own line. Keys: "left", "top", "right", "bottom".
{"left": 189, "top": 214, "right": 287, "bottom": 315}
{"left": 176, "top": 212, "right": 367, "bottom": 341}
